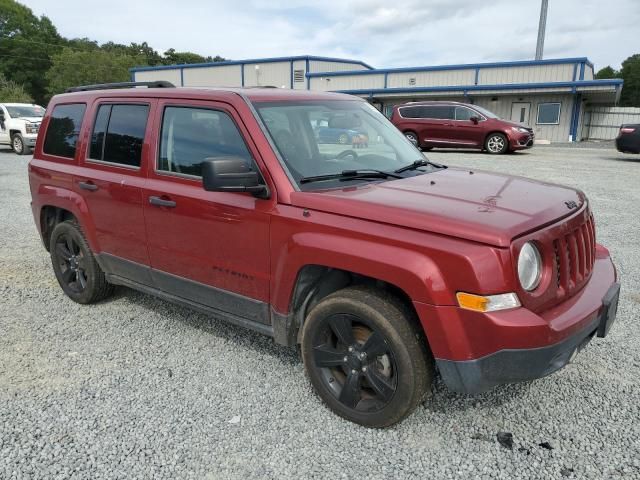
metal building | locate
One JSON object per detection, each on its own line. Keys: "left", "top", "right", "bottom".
{"left": 131, "top": 55, "right": 622, "bottom": 143}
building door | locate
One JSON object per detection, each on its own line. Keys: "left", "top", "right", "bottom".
{"left": 510, "top": 102, "right": 531, "bottom": 125}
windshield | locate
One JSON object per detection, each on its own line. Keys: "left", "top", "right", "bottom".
{"left": 5, "top": 105, "right": 45, "bottom": 119}
{"left": 254, "top": 100, "right": 427, "bottom": 190}
{"left": 471, "top": 105, "right": 500, "bottom": 119}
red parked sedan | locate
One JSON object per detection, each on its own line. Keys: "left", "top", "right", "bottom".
{"left": 391, "top": 101, "right": 534, "bottom": 154}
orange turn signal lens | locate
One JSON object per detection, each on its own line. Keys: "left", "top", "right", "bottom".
{"left": 456, "top": 292, "right": 521, "bottom": 312}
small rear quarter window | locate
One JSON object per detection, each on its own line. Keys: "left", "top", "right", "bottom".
{"left": 43, "top": 103, "right": 86, "bottom": 159}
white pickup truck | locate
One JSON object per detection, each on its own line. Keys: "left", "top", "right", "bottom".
{"left": 0, "top": 103, "right": 46, "bottom": 155}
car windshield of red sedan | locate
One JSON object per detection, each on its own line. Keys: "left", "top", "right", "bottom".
{"left": 254, "top": 100, "right": 428, "bottom": 190}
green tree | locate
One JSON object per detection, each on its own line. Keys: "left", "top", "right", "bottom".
{"left": 162, "top": 48, "right": 207, "bottom": 65}
{"left": 0, "top": 72, "right": 32, "bottom": 102}
{"left": 46, "top": 48, "right": 142, "bottom": 95}
{"left": 0, "top": 0, "right": 62, "bottom": 104}
{"left": 102, "top": 41, "right": 163, "bottom": 66}
{"left": 618, "top": 54, "right": 640, "bottom": 107}
{"left": 595, "top": 65, "right": 619, "bottom": 79}
{"left": 161, "top": 48, "right": 226, "bottom": 65}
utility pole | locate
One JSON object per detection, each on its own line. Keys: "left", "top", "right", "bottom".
{"left": 535, "top": 0, "right": 548, "bottom": 60}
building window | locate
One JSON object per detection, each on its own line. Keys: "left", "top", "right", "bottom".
{"left": 293, "top": 69, "right": 305, "bottom": 83}
{"left": 43, "top": 103, "right": 86, "bottom": 159}
{"left": 536, "top": 103, "right": 561, "bottom": 125}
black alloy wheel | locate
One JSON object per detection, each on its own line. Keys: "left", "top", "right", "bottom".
{"left": 301, "top": 286, "right": 433, "bottom": 427}
{"left": 311, "top": 313, "right": 398, "bottom": 412}
{"left": 54, "top": 233, "right": 88, "bottom": 294}
{"left": 49, "top": 220, "right": 113, "bottom": 304}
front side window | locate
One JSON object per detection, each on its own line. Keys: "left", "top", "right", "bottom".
{"left": 89, "top": 104, "right": 149, "bottom": 167}
{"left": 536, "top": 103, "right": 561, "bottom": 125}
{"left": 158, "top": 106, "right": 254, "bottom": 177}
{"left": 43, "top": 103, "right": 86, "bottom": 159}
{"left": 255, "top": 100, "right": 430, "bottom": 190}
{"left": 455, "top": 106, "right": 477, "bottom": 121}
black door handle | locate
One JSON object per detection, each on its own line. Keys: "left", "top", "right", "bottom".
{"left": 78, "top": 181, "right": 98, "bottom": 191}
{"left": 149, "top": 196, "right": 176, "bottom": 208}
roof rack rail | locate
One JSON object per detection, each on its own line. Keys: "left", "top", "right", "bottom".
{"left": 65, "top": 81, "right": 175, "bottom": 93}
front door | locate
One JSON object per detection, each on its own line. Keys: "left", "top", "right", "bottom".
{"left": 510, "top": 102, "right": 531, "bottom": 125}
{"left": 0, "top": 106, "right": 9, "bottom": 144}
{"left": 75, "top": 99, "right": 154, "bottom": 283}
{"left": 451, "top": 105, "right": 485, "bottom": 147}
{"left": 143, "top": 100, "right": 273, "bottom": 325}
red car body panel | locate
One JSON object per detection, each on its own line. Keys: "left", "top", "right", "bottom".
{"left": 29, "top": 87, "right": 618, "bottom": 394}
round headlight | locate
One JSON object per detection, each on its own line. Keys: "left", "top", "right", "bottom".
{"left": 518, "top": 242, "right": 542, "bottom": 291}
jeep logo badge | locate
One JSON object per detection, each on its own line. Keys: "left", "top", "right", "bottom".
{"left": 565, "top": 201, "right": 578, "bottom": 209}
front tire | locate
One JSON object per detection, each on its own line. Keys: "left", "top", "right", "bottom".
{"left": 11, "top": 133, "right": 28, "bottom": 155}
{"left": 404, "top": 131, "right": 419, "bottom": 147}
{"left": 49, "top": 220, "right": 114, "bottom": 304}
{"left": 485, "top": 133, "right": 508, "bottom": 154}
{"left": 301, "top": 286, "right": 433, "bottom": 428}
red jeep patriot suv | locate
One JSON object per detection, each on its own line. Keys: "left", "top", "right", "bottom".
{"left": 29, "top": 82, "right": 620, "bottom": 427}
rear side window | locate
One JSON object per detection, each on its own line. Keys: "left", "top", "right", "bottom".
{"left": 43, "top": 103, "right": 86, "bottom": 159}
{"left": 158, "top": 106, "right": 253, "bottom": 177}
{"left": 399, "top": 105, "right": 454, "bottom": 120}
{"left": 89, "top": 104, "right": 149, "bottom": 167}
{"left": 422, "top": 106, "right": 454, "bottom": 120}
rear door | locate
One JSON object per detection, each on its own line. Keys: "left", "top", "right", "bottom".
{"left": 142, "top": 99, "right": 273, "bottom": 325}
{"left": 409, "top": 105, "right": 455, "bottom": 146}
{"left": 74, "top": 99, "right": 155, "bottom": 283}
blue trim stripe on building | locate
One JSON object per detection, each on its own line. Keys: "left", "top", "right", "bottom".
{"left": 129, "top": 55, "right": 374, "bottom": 74}
{"left": 306, "top": 57, "right": 594, "bottom": 78}
{"left": 579, "top": 62, "right": 585, "bottom": 80}
{"left": 569, "top": 93, "right": 583, "bottom": 141}
{"left": 333, "top": 79, "right": 623, "bottom": 96}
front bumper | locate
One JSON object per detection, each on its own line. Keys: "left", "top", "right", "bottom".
{"left": 509, "top": 132, "right": 534, "bottom": 150}
{"left": 23, "top": 134, "right": 37, "bottom": 147}
{"left": 414, "top": 249, "right": 618, "bottom": 394}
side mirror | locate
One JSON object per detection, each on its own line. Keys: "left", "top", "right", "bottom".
{"left": 202, "top": 156, "right": 269, "bottom": 199}
{"left": 470, "top": 116, "right": 480, "bottom": 124}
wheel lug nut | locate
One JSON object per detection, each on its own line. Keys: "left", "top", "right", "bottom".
{"left": 343, "top": 356, "right": 348, "bottom": 362}
{"left": 362, "top": 366, "right": 367, "bottom": 372}
{"left": 351, "top": 369, "right": 357, "bottom": 374}
{"left": 348, "top": 346, "right": 353, "bottom": 352}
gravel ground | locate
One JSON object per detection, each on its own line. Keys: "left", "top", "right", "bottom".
{"left": 1, "top": 145, "right": 639, "bottom": 479}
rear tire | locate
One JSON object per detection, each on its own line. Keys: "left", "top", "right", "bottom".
{"left": 485, "top": 133, "right": 508, "bottom": 154}
{"left": 11, "top": 133, "right": 28, "bottom": 155}
{"left": 301, "top": 285, "right": 433, "bottom": 427}
{"left": 49, "top": 220, "right": 114, "bottom": 304}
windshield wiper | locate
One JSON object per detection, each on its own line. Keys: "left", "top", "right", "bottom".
{"left": 300, "top": 169, "right": 402, "bottom": 184}
{"left": 394, "top": 159, "right": 446, "bottom": 174}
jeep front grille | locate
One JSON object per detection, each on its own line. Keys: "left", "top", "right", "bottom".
{"left": 552, "top": 214, "right": 596, "bottom": 298}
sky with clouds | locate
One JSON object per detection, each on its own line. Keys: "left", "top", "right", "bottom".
{"left": 22, "top": 0, "right": 640, "bottom": 71}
